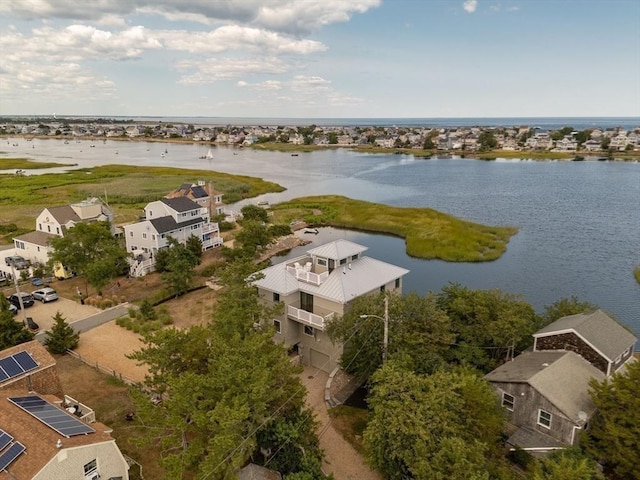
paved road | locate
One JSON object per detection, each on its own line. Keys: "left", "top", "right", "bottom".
{"left": 34, "top": 303, "right": 131, "bottom": 342}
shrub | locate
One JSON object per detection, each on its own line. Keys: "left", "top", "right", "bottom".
{"left": 44, "top": 312, "right": 80, "bottom": 354}
{"left": 100, "top": 299, "right": 114, "bottom": 309}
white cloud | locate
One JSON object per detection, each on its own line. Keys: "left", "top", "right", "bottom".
{"left": 463, "top": 0, "right": 478, "bottom": 13}
{"left": 176, "top": 57, "right": 288, "bottom": 84}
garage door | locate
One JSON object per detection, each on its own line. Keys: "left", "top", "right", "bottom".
{"left": 310, "top": 349, "right": 330, "bottom": 371}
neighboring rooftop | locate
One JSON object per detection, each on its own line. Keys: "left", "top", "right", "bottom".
{"left": 0, "top": 341, "right": 55, "bottom": 389}
{"left": 534, "top": 309, "right": 637, "bottom": 361}
{"left": 160, "top": 196, "right": 201, "bottom": 212}
{"left": 485, "top": 350, "right": 604, "bottom": 421}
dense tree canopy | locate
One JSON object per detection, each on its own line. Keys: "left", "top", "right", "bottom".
{"left": 49, "top": 221, "right": 128, "bottom": 294}
{"left": 582, "top": 359, "right": 640, "bottom": 480}
{"left": 156, "top": 237, "right": 199, "bottom": 297}
{"left": 436, "top": 283, "right": 540, "bottom": 373}
{"left": 327, "top": 292, "right": 452, "bottom": 379}
{"left": 541, "top": 296, "right": 597, "bottom": 323}
{"left": 130, "top": 257, "right": 326, "bottom": 479}
{"left": 364, "top": 362, "right": 504, "bottom": 480}
{"left": 529, "top": 448, "right": 604, "bottom": 480}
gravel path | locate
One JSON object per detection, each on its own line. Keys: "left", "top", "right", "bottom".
{"left": 298, "top": 366, "right": 381, "bottom": 480}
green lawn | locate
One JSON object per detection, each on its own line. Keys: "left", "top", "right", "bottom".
{"left": 0, "top": 158, "right": 77, "bottom": 169}
{"left": 271, "top": 195, "right": 517, "bottom": 262}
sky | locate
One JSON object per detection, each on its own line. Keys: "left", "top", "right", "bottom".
{"left": 1, "top": 0, "right": 639, "bottom": 118}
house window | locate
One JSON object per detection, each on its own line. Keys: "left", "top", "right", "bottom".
{"left": 152, "top": 235, "right": 156, "bottom": 240}
{"left": 38, "top": 223, "right": 42, "bottom": 230}
{"left": 304, "top": 325, "right": 314, "bottom": 337}
{"left": 84, "top": 459, "right": 98, "bottom": 478}
{"left": 56, "top": 227, "right": 60, "bottom": 234}
{"left": 142, "top": 233, "right": 147, "bottom": 239}
{"left": 339, "top": 258, "right": 347, "bottom": 265}
{"left": 300, "top": 292, "right": 313, "bottom": 313}
{"left": 273, "top": 320, "right": 281, "bottom": 333}
{"left": 317, "top": 258, "right": 327, "bottom": 267}
{"left": 538, "top": 409, "right": 552, "bottom": 429}
{"left": 47, "top": 225, "right": 51, "bottom": 232}
{"left": 395, "top": 278, "right": 400, "bottom": 289}
{"left": 192, "top": 225, "right": 198, "bottom": 230}
{"left": 273, "top": 293, "right": 280, "bottom": 302}
{"left": 129, "top": 231, "right": 133, "bottom": 237}
{"left": 380, "top": 285, "right": 386, "bottom": 292}
{"left": 502, "top": 392, "right": 515, "bottom": 411}
{"left": 351, "top": 254, "right": 359, "bottom": 261}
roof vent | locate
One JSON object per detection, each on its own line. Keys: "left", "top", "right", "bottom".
{"left": 541, "top": 362, "right": 549, "bottom": 367}
{"left": 56, "top": 439, "right": 63, "bottom": 449}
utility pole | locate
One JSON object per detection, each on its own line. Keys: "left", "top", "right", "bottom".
{"left": 9, "top": 262, "right": 28, "bottom": 324}
{"left": 382, "top": 295, "right": 389, "bottom": 364}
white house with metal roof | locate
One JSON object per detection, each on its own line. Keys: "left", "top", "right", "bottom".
{"left": 124, "top": 197, "right": 222, "bottom": 277}
{"left": 252, "top": 239, "right": 409, "bottom": 372}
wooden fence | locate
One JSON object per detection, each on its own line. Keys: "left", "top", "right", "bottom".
{"left": 66, "top": 349, "right": 139, "bottom": 386}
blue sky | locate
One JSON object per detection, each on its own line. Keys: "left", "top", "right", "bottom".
{"left": 1, "top": 0, "right": 639, "bottom": 118}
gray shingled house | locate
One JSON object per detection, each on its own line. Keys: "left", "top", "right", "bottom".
{"left": 485, "top": 309, "right": 637, "bottom": 454}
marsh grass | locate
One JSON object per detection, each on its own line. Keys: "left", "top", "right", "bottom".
{"left": 0, "top": 163, "right": 284, "bottom": 234}
{"left": 634, "top": 266, "right": 640, "bottom": 285}
{"left": 272, "top": 195, "right": 516, "bottom": 262}
{"left": 0, "top": 158, "right": 76, "bottom": 169}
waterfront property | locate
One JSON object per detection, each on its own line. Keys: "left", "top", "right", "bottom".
{"left": 485, "top": 310, "right": 637, "bottom": 455}
{"left": 124, "top": 196, "right": 222, "bottom": 277}
{"left": 252, "top": 239, "right": 409, "bottom": 373}
{"left": 165, "top": 179, "right": 225, "bottom": 216}
{"left": 12, "top": 197, "right": 114, "bottom": 279}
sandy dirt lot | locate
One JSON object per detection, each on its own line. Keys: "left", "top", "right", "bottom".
{"left": 12, "top": 297, "right": 99, "bottom": 331}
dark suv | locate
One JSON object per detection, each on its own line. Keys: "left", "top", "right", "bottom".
{"left": 7, "top": 293, "right": 35, "bottom": 309}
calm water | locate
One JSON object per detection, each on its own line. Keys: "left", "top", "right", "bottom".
{"left": 2, "top": 139, "right": 639, "bottom": 335}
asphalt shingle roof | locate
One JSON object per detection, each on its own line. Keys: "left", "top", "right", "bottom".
{"left": 149, "top": 216, "right": 203, "bottom": 234}
{"left": 534, "top": 309, "right": 637, "bottom": 361}
{"left": 160, "top": 196, "right": 200, "bottom": 212}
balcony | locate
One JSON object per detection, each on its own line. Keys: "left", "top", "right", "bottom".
{"left": 286, "top": 265, "right": 329, "bottom": 286}
{"left": 287, "top": 305, "right": 334, "bottom": 330}
{"left": 202, "top": 222, "right": 220, "bottom": 235}
{"left": 63, "top": 395, "right": 96, "bottom": 424}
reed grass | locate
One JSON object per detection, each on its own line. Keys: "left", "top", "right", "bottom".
{"left": 272, "top": 195, "right": 517, "bottom": 262}
{"left": 0, "top": 158, "right": 76, "bottom": 169}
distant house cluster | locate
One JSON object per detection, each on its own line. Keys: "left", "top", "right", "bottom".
{"left": 2, "top": 120, "right": 639, "bottom": 152}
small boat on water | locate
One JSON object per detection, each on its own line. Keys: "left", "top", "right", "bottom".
{"left": 161, "top": 153, "right": 165, "bottom": 158}
{"left": 199, "top": 148, "right": 214, "bottom": 159}
{"left": 304, "top": 228, "right": 320, "bottom": 234}
{"left": 291, "top": 153, "right": 299, "bottom": 156}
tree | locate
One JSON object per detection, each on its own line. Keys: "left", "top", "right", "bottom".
{"left": 0, "top": 297, "right": 33, "bottom": 349}
{"left": 529, "top": 448, "right": 604, "bottom": 480}
{"left": 160, "top": 237, "right": 198, "bottom": 297}
{"left": 327, "top": 132, "right": 338, "bottom": 144}
{"left": 241, "top": 204, "right": 269, "bottom": 223}
{"left": 44, "top": 312, "right": 80, "bottom": 354}
{"left": 423, "top": 137, "right": 435, "bottom": 149}
{"left": 363, "top": 363, "right": 503, "bottom": 480}
{"left": 582, "top": 359, "right": 640, "bottom": 480}
{"left": 185, "top": 234, "right": 203, "bottom": 264}
{"left": 478, "top": 131, "right": 498, "bottom": 151}
{"left": 49, "top": 221, "right": 128, "bottom": 294}
{"left": 235, "top": 220, "right": 272, "bottom": 257}
{"left": 327, "top": 292, "right": 453, "bottom": 379}
{"left": 541, "top": 296, "right": 597, "bottom": 324}
{"left": 129, "top": 256, "right": 325, "bottom": 479}
{"left": 436, "top": 283, "right": 539, "bottom": 373}
{"left": 551, "top": 126, "right": 574, "bottom": 141}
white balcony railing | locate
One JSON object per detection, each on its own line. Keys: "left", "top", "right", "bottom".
{"left": 286, "top": 266, "right": 329, "bottom": 286}
{"left": 202, "top": 222, "right": 220, "bottom": 235}
{"left": 287, "top": 305, "right": 334, "bottom": 330}
{"left": 64, "top": 395, "right": 96, "bottom": 424}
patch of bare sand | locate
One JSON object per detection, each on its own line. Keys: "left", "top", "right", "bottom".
{"left": 75, "top": 321, "right": 148, "bottom": 384}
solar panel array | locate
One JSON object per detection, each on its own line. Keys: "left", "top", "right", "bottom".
{"left": 0, "top": 428, "right": 25, "bottom": 472}
{"left": 9, "top": 395, "right": 95, "bottom": 438}
{"left": 0, "top": 350, "right": 39, "bottom": 383}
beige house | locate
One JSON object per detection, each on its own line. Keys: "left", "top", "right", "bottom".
{"left": 12, "top": 198, "right": 114, "bottom": 277}
{"left": 253, "top": 239, "right": 409, "bottom": 373}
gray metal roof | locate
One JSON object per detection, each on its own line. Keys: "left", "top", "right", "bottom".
{"left": 507, "top": 426, "right": 565, "bottom": 451}
{"left": 253, "top": 245, "right": 409, "bottom": 304}
{"left": 160, "top": 196, "right": 200, "bottom": 212}
{"left": 534, "top": 309, "right": 637, "bottom": 361}
{"left": 307, "top": 239, "right": 368, "bottom": 261}
{"left": 485, "top": 350, "right": 604, "bottom": 421}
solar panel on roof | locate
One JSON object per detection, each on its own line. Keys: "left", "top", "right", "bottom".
{"left": 0, "top": 350, "right": 39, "bottom": 384}
{"left": 13, "top": 351, "right": 38, "bottom": 371}
{"left": 0, "top": 442, "right": 25, "bottom": 472}
{"left": 8, "top": 395, "right": 95, "bottom": 438}
{"left": 0, "top": 430, "right": 13, "bottom": 452}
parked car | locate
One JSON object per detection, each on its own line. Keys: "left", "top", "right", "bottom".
{"left": 7, "top": 293, "right": 35, "bottom": 309}
{"left": 4, "top": 303, "right": 18, "bottom": 315}
{"left": 32, "top": 287, "right": 58, "bottom": 303}
{"left": 24, "top": 317, "right": 39, "bottom": 331}
{"left": 4, "top": 256, "right": 30, "bottom": 270}
{"left": 31, "top": 277, "right": 44, "bottom": 286}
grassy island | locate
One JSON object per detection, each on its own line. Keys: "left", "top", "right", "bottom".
{"left": 0, "top": 158, "right": 77, "bottom": 169}
{"left": 0, "top": 164, "right": 284, "bottom": 243}
{"left": 272, "top": 195, "right": 517, "bottom": 262}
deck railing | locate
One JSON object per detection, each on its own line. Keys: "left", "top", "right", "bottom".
{"left": 287, "top": 305, "right": 334, "bottom": 330}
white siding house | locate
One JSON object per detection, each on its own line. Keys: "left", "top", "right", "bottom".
{"left": 124, "top": 197, "right": 222, "bottom": 276}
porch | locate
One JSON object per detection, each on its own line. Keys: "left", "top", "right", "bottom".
{"left": 287, "top": 304, "right": 334, "bottom": 330}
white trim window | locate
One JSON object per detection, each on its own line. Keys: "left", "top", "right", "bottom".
{"left": 273, "top": 319, "right": 281, "bottom": 334}
{"left": 538, "top": 409, "right": 552, "bottom": 429}
{"left": 84, "top": 459, "right": 98, "bottom": 480}
{"left": 501, "top": 392, "right": 515, "bottom": 411}
{"left": 304, "top": 325, "right": 314, "bottom": 337}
